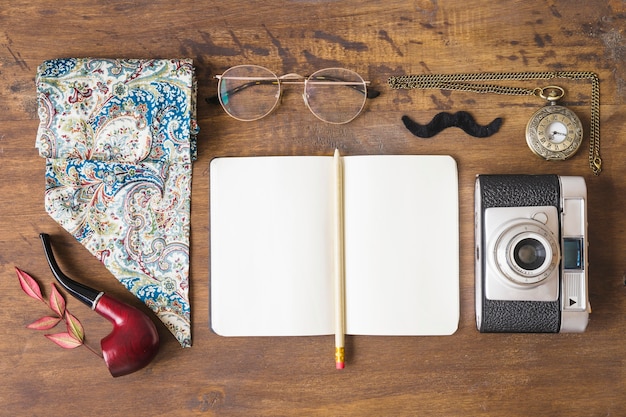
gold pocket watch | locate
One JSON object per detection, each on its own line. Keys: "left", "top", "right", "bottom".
{"left": 525, "top": 86, "right": 583, "bottom": 160}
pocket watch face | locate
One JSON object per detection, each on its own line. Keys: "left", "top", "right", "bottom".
{"left": 526, "top": 105, "right": 583, "bottom": 160}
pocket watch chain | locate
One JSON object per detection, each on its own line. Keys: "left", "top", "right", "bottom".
{"left": 388, "top": 71, "right": 601, "bottom": 175}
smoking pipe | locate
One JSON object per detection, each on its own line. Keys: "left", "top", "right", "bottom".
{"left": 39, "top": 233, "right": 160, "bottom": 377}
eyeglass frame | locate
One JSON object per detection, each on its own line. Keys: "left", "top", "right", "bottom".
{"left": 210, "top": 65, "right": 380, "bottom": 124}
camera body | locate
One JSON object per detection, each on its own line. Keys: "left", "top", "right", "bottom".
{"left": 475, "top": 174, "right": 590, "bottom": 333}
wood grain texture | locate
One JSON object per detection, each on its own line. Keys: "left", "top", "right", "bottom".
{"left": 1, "top": 0, "right": 625, "bottom": 415}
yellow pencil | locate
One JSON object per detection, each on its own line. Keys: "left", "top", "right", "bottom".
{"left": 333, "top": 148, "right": 346, "bottom": 369}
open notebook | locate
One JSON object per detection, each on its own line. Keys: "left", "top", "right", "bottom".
{"left": 210, "top": 154, "right": 459, "bottom": 337}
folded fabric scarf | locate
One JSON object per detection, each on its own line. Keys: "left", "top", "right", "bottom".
{"left": 35, "top": 58, "right": 198, "bottom": 347}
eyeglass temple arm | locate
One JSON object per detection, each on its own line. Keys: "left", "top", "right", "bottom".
{"left": 206, "top": 77, "right": 381, "bottom": 105}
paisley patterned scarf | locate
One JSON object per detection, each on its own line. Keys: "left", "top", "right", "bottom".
{"left": 35, "top": 58, "right": 198, "bottom": 347}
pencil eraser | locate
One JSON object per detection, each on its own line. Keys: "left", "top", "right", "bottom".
{"left": 336, "top": 361, "right": 345, "bottom": 370}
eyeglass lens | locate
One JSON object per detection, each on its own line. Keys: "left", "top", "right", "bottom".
{"left": 217, "top": 65, "right": 368, "bottom": 124}
{"left": 218, "top": 65, "right": 280, "bottom": 122}
{"left": 305, "top": 68, "right": 367, "bottom": 124}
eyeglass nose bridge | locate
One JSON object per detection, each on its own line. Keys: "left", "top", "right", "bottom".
{"left": 266, "top": 73, "right": 320, "bottom": 112}
{"left": 275, "top": 73, "right": 307, "bottom": 104}
{"left": 278, "top": 73, "right": 306, "bottom": 82}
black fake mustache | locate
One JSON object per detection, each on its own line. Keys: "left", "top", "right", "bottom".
{"left": 402, "top": 111, "right": 503, "bottom": 138}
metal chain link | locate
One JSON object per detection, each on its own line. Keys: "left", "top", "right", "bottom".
{"left": 388, "top": 71, "right": 601, "bottom": 175}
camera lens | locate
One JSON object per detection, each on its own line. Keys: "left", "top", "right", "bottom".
{"left": 491, "top": 217, "right": 559, "bottom": 286}
{"left": 513, "top": 238, "right": 547, "bottom": 271}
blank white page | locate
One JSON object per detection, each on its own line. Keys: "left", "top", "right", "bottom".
{"left": 342, "top": 155, "right": 459, "bottom": 335}
{"left": 210, "top": 156, "right": 335, "bottom": 336}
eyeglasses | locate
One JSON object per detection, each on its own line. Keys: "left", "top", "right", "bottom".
{"left": 211, "top": 65, "right": 379, "bottom": 124}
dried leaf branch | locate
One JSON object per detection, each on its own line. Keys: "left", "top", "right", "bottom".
{"left": 16, "top": 267, "right": 85, "bottom": 349}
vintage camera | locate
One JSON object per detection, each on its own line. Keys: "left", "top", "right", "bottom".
{"left": 475, "top": 175, "right": 590, "bottom": 333}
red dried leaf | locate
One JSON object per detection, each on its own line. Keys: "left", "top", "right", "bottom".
{"left": 15, "top": 267, "right": 44, "bottom": 302}
{"left": 45, "top": 332, "right": 83, "bottom": 349}
{"left": 65, "top": 311, "right": 84, "bottom": 343}
{"left": 27, "top": 316, "right": 62, "bottom": 330}
{"left": 49, "top": 283, "right": 66, "bottom": 317}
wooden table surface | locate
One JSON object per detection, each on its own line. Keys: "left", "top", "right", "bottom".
{"left": 1, "top": 1, "right": 625, "bottom": 415}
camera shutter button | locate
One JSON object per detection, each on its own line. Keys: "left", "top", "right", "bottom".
{"left": 532, "top": 212, "right": 549, "bottom": 225}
